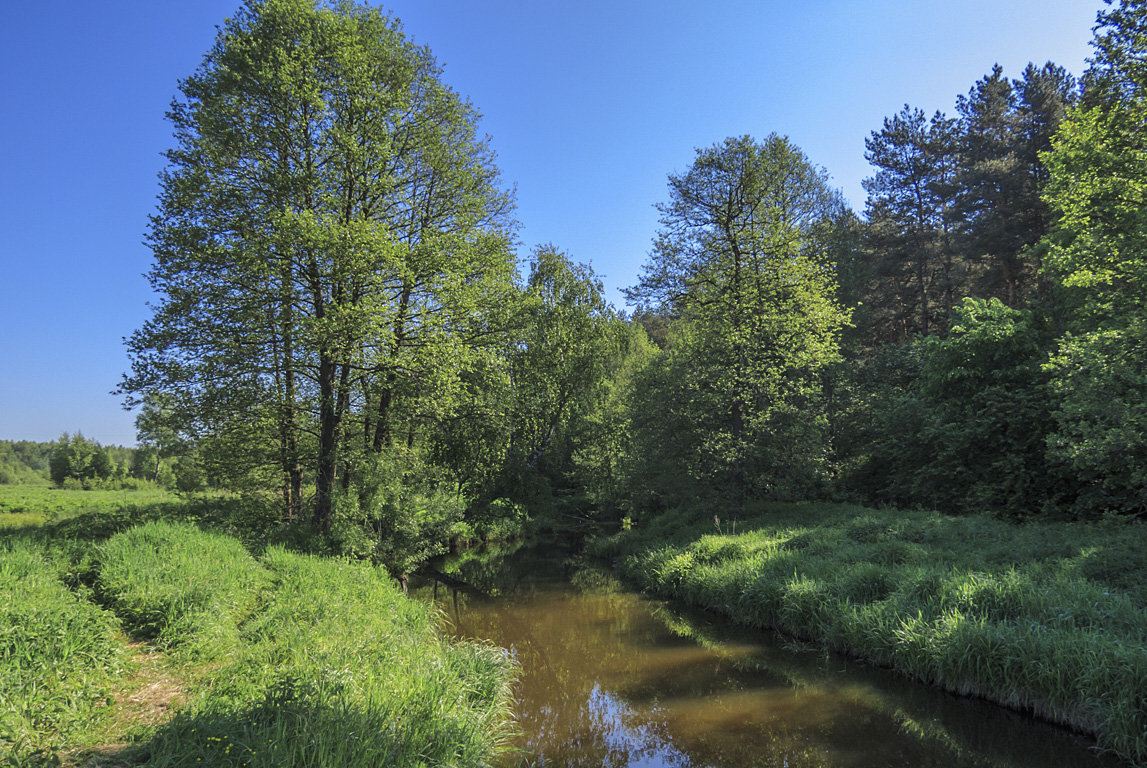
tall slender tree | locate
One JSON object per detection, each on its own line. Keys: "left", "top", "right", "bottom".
{"left": 862, "top": 106, "right": 961, "bottom": 339}
{"left": 955, "top": 63, "right": 1077, "bottom": 304}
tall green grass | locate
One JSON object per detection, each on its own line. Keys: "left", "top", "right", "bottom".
{"left": 0, "top": 540, "right": 124, "bottom": 764}
{"left": 90, "top": 522, "right": 517, "bottom": 767}
{"left": 137, "top": 548, "right": 517, "bottom": 767}
{"left": 97, "top": 521, "right": 271, "bottom": 661}
{"left": 598, "top": 502, "right": 1147, "bottom": 765}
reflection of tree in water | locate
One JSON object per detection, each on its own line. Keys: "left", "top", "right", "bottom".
{"left": 414, "top": 545, "right": 1115, "bottom": 768}
{"left": 564, "top": 684, "right": 692, "bottom": 768}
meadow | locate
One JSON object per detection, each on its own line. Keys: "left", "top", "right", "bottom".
{"left": 0, "top": 485, "right": 175, "bottom": 529}
{"left": 0, "top": 496, "right": 517, "bottom": 767}
{"left": 596, "top": 502, "right": 1147, "bottom": 766}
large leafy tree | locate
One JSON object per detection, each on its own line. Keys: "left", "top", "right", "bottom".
{"left": 505, "top": 246, "right": 624, "bottom": 487}
{"left": 628, "top": 135, "right": 851, "bottom": 505}
{"left": 123, "top": 0, "right": 515, "bottom": 531}
{"left": 1041, "top": 0, "right": 1147, "bottom": 514}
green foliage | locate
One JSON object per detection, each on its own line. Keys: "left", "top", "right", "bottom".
{"left": 839, "top": 299, "right": 1062, "bottom": 515}
{"left": 628, "top": 135, "right": 851, "bottom": 507}
{"left": 123, "top": 0, "right": 517, "bottom": 531}
{"left": 862, "top": 105, "right": 960, "bottom": 339}
{"left": 0, "top": 540, "right": 125, "bottom": 763}
{"left": 954, "top": 63, "right": 1077, "bottom": 305}
{"left": 0, "top": 440, "right": 52, "bottom": 485}
{"left": 505, "top": 246, "right": 626, "bottom": 490}
{"left": 330, "top": 448, "right": 467, "bottom": 575}
{"left": 49, "top": 433, "right": 115, "bottom": 487}
{"left": 464, "top": 497, "right": 528, "bottom": 542}
{"left": 854, "top": 63, "right": 1075, "bottom": 349}
{"left": 1039, "top": 0, "right": 1147, "bottom": 515}
{"left": 599, "top": 501, "right": 1147, "bottom": 765}
{"left": 568, "top": 322, "right": 659, "bottom": 511}
{"left": 1046, "top": 320, "right": 1147, "bottom": 514}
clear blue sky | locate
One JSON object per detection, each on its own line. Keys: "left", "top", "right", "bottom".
{"left": 0, "top": 0, "right": 1102, "bottom": 447}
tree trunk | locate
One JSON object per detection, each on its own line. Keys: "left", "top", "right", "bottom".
{"left": 314, "top": 352, "right": 339, "bottom": 532}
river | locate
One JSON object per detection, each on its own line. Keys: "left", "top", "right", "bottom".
{"left": 412, "top": 538, "right": 1121, "bottom": 768}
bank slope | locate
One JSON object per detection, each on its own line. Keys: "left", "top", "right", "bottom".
{"left": 599, "top": 502, "right": 1147, "bottom": 766}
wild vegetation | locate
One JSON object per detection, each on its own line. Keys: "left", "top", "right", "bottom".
{"left": 8, "top": 0, "right": 1147, "bottom": 764}
{"left": 0, "top": 502, "right": 516, "bottom": 767}
{"left": 101, "top": 0, "right": 1147, "bottom": 569}
{"left": 0, "top": 540, "right": 125, "bottom": 762}
{"left": 596, "top": 502, "right": 1147, "bottom": 763}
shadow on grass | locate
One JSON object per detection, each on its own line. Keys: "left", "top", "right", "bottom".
{"left": 94, "top": 684, "right": 506, "bottom": 768}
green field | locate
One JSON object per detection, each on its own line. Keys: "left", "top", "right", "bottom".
{"left": 0, "top": 498, "right": 517, "bottom": 767}
{"left": 0, "top": 485, "right": 175, "bottom": 528}
{"left": 597, "top": 502, "right": 1147, "bottom": 765}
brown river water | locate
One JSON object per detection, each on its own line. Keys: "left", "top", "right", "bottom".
{"left": 412, "top": 539, "right": 1123, "bottom": 768}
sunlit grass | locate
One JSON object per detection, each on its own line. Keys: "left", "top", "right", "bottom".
{"left": 0, "top": 484, "right": 174, "bottom": 519}
{"left": 97, "top": 521, "right": 272, "bottom": 661}
{"left": 598, "top": 502, "right": 1147, "bottom": 765}
{"left": 1, "top": 498, "right": 518, "bottom": 767}
{"left": 0, "top": 539, "right": 125, "bottom": 763}
{"left": 135, "top": 543, "right": 517, "bottom": 768}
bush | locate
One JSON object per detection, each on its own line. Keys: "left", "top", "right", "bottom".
{"left": 331, "top": 449, "right": 467, "bottom": 574}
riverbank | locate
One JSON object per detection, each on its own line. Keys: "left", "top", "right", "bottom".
{"left": 594, "top": 502, "right": 1147, "bottom": 766}
{"left": 0, "top": 497, "right": 517, "bottom": 766}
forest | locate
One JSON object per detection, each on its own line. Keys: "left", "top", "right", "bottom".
{"left": 109, "top": 0, "right": 1145, "bottom": 558}
{"left": 4, "top": 0, "right": 1147, "bottom": 766}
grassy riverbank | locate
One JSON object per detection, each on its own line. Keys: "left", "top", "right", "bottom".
{"left": 1, "top": 502, "right": 517, "bottom": 766}
{"left": 596, "top": 502, "right": 1147, "bottom": 765}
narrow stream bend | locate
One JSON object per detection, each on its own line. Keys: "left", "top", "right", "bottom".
{"left": 412, "top": 539, "right": 1119, "bottom": 768}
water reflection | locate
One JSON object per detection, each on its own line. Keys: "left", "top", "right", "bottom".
{"left": 412, "top": 541, "right": 1119, "bottom": 768}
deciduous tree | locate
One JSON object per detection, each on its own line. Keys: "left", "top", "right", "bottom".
{"left": 628, "top": 135, "right": 851, "bottom": 504}
{"left": 122, "top": 0, "right": 515, "bottom": 533}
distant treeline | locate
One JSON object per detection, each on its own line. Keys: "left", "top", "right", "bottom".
{"left": 0, "top": 436, "right": 197, "bottom": 491}
{"left": 0, "top": 441, "right": 52, "bottom": 485}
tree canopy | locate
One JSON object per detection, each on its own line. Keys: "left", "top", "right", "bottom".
{"left": 123, "top": 0, "right": 517, "bottom": 536}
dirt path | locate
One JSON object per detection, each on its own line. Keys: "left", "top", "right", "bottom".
{"left": 64, "top": 642, "right": 186, "bottom": 767}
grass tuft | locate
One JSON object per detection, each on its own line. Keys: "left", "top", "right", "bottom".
{"left": 96, "top": 521, "right": 271, "bottom": 661}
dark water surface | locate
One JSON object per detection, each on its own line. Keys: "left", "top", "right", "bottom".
{"left": 413, "top": 540, "right": 1121, "bottom": 768}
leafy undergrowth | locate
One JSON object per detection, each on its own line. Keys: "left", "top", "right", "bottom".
{"left": 596, "top": 502, "right": 1147, "bottom": 766}
{"left": 1, "top": 515, "right": 517, "bottom": 767}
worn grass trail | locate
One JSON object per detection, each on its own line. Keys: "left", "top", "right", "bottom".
{"left": 597, "top": 502, "right": 1147, "bottom": 766}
